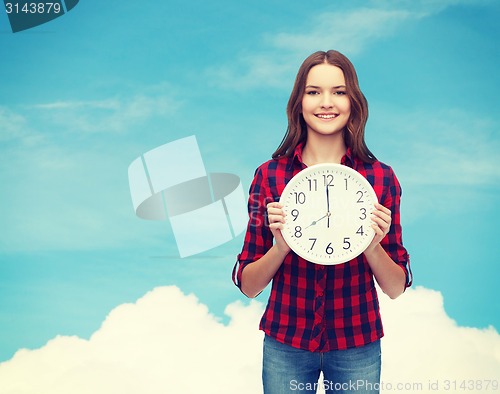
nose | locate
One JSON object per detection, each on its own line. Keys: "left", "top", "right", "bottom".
{"left": 320, "top": 94, "right": 334, "bottom": 109}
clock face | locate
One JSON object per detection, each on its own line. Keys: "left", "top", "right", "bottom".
{"left": 279, "top": 163, "right": 377, "bottom": 265}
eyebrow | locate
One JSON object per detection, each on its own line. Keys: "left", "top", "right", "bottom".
{"left": 305, "top": 85, "right": 347, "bottom": 89}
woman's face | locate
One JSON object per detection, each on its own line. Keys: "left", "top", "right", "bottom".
{"left": 301, "top": 63, "right": 351, "bottom": 138}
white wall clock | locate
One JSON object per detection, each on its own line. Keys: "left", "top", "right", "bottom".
{"left": 279, "top": 163, "right": 378, "bottom": 265}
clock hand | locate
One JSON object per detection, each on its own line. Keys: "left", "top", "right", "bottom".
{"left": 326, "top": 184, "right": 330, "bottom": 212}
{"left": 326, "top": 185, "right": 332, "bottom": 228}
{"left": 305, "top": 212, "right": 331, "bottom": 229}
{"left": 302, "top": 184, "right": 334, "bottom": 230}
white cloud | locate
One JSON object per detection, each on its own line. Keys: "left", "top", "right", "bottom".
{"left": 375, "top": 107, "right": 500, "bottom": 187}
{"left": 270, "top": 9, "right": 413, "bottom": 57}
{"left": 0, "top": 285, "right": 498, "bottom": 394}
{"left": 29, "top": 93, "right": 182, "bottom": 134}
{"left": 23, "top": 81, "right": 183, "bottom": 135}
{"left": 206, "top": 8, "right": 413, "bottom": 91}
{"left": 0, "top": 106, "right": 27, "bottom": 141}
{"left": 380, "top": 287, "right": 500, "bottom": 391}
{"left": 207, "top": 0, "right": 487, "bottom": 91}
{"left": 367, "top": 106, "right": 499, "bottom": 223}
{"left": 0, "top": 287, "right": 264, "bottom": 394}
{"left": 206, "top": 53, "right": 297, "bottom": 91}
{"left": 369, "top": 0, "right": 494, "bottom": 15}
{"left": 32, "top": 99, "right": 121, "bottom": 111}
{"left": 0, "top": 84, "right": 184, "bottom": 252}
{"left": 0, "top": 106, "right": 44, "bottom": 146}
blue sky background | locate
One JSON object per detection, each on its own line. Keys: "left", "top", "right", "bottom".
{"left": 0, "top": 0, "right": 499, "bottom": 363}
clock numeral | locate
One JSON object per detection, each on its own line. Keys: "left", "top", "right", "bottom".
{"left": 325, "top": 242, "right": 334, "bottom": 255}
{"left": 294, "top": 192, "right": 306, "bottom": 204}
{"left": 294, "top": 226, "right": 302, "bottom": 238}
{"left": 359, "top": 207, "right": 367, "bottom": 220}
{"left": 356, "top": 225, "right": 364, "bottom": 236}
{"left": 323, "top": 174, "right": 334, "bottom": 186}
{"left": 356, "top": 190, "right": 364, "bottom": 203}
{"left": 308, "top": 178, "right": 318, "bottom": 192}
{"left": 344, "top": 178, "right": 348, "bottom": 190}
{"left": 291, "top": 209, "right": 299, "bottom": 221}
{"left": 308, "top": 238, "right": 317, "bottom": 250}
{"left": 343, "top": 237, "right": 351, "bottom": 250}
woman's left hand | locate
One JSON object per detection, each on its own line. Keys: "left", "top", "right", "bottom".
{"left": 365, "top": 203, "right": 391, "bottom": 253}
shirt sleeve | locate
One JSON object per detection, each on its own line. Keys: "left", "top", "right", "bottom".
{"left": 380, "top": 167, "right": 413, "bottom": 289}
{"left": 232, "top": 165, "right": 275, "bottom": 292}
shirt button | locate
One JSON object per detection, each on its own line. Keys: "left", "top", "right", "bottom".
{"left": 318, "top": 292, "right": 324, "bottom": 297}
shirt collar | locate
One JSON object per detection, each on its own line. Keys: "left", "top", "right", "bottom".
{"left": 341, "top": 147, "right": 356, "bottom": 168}
{"left": 293, "top": 143, "right": 304, "bottom": 163}
{"left": 288, "top": 143, "right": 306, "bottom": 171}
{"left": 291, "top": 142, "right": 356, "bottom": 169}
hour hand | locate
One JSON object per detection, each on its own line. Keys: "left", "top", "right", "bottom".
{"left": 305, "top": 212, "right": 330, "bottom": 229}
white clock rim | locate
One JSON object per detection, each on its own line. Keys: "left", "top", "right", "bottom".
{"left": 279, "top": 163, "right": 377, "bottom": 265}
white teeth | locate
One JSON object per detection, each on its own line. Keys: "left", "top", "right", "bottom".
{"left": 317, "top": 114, "right": 337, "bottom": 119}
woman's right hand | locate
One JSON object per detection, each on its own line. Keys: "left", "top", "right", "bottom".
{"left": 240, "top": 202, "right": 291, "bottom": 298}
{"left": 267, "top": 202, "right": 291, "bottom": 255}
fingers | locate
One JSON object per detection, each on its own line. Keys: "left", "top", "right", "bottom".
{"left": 371, "top": 203, "right": 391, "bottom": 236}
{"left": 267, "top": 202, "right": 285, "bottom": 229}
{"left": 267, "top": 202, "right": 292, "bottom": 254}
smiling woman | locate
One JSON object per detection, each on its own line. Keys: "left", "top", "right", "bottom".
{"left": 233, "top": 50, "right": 412, "bottom": 394}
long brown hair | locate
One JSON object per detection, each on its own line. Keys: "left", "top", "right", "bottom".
{"left": 272, "top": 50, "right": 376, "bottom": 163}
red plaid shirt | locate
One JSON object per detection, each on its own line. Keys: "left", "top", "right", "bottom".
{"left": 233, "top": 143, "right": 412, "bottom": 352}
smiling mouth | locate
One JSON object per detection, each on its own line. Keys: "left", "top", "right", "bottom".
{"left": 315, "top": 114, "right": 338, "bottom": 119}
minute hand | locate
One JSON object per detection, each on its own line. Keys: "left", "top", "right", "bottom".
{"left": 326, "top": 185, "right": 331, "bottom": 228}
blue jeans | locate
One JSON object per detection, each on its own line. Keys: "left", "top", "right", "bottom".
{"left": 262, "top": 335, "right": 381, "bottom": 394}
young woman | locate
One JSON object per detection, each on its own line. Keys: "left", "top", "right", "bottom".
{"left": 233, "top": 50, "right": 412, "bottom": 394}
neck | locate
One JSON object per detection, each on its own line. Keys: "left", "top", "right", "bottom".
{"left": 301, "top": 132, "right": 347, "bottom": 166}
